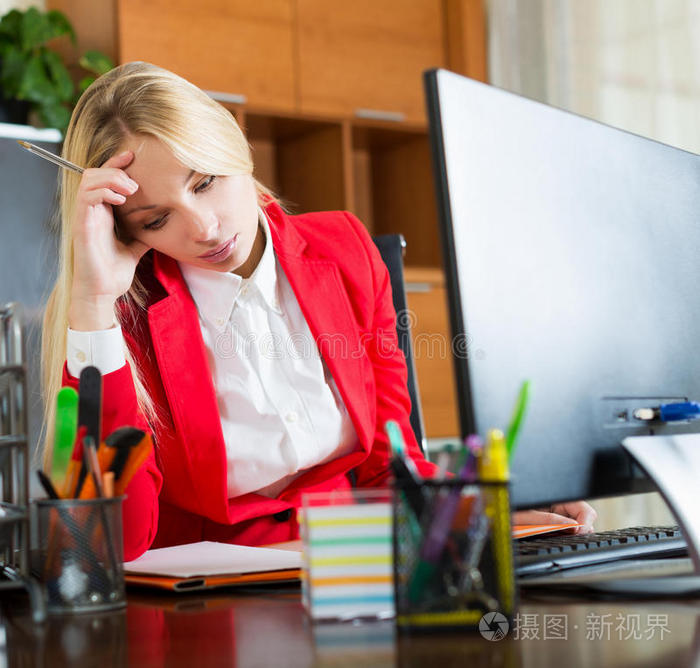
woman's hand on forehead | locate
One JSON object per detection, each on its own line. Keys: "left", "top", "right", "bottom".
{"left": 68, "top": 150, "right": 151, "bottom": 331}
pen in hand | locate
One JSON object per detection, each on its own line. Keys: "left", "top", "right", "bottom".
{"left": 17, "top": 140, "right": 84, "bottom": 174}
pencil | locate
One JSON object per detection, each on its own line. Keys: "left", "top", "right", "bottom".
{"left": 17, "top": 140, "right": 84, "bottom": 174}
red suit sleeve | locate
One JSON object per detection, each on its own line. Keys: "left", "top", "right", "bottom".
{"left": 62, "top": 361, "right": 163, "bottom": 560}
{"left": 341, "top": 213, "right": 439, "bottom": 486}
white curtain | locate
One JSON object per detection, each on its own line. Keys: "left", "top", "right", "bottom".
{"left": 489, "top": 0, "right": 700, "bottom": 153}
{"left": 0, "top": 0, "right": 44, "bottom": 15}
{"left": 487, "top": 0, "right": 700, "bottom": 529}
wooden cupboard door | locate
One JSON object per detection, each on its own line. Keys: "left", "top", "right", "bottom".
{"left": 404, "top": 270, "right": 460, "bottom": 438}
{"left": 117, "top": 0, "right": 296, "bottom": 112}
{"left": 296, "top": 0, "right": 446, "bottom": 123}
{"left": 244, "top": 115, "right": 348, "bottom": 213}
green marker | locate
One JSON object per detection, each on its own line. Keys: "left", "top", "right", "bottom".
{"left": 385, "top": 420, "right": 406, "bottom": 458}
{"left": 505, "top": 380, "right": 531, "bottom": 461}
{"left": 52, "top": 386, "right": 79, "bottom": 487}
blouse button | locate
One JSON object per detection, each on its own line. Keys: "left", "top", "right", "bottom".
{"left": 285, "top": 411, "right": 298, "bottom": 423}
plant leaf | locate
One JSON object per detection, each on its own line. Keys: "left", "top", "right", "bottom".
{"left": 0, "top": 48, "right": 27, "bottom": 97}
{"left": 18, "top": 54, "right": 57, "bottom": 105}
{"left": 43, "top": 48, "right": 74, "bottom": 102}
{"left": 0, "top": 10, "right": 23, "bottom": 43}
{"left": 38, "top": 100, "right": 71, "bottom": 132}
{"left": 20, "top": 7, "right": 51, "bottom": 51}
{"left": 77, "top": 75, "right": 95, "bottom": 96}
{"left": 79, "top": 50, "right": 114, "bottom": 76}
{"left": 19, "top": 7, "right": 75, "bottom": 50}
{"left": 46, "top": 10, "right": 76, "bottom": 45}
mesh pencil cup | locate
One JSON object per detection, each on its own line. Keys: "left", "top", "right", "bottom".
{"left": 393, "top": 478, "right": 516, "bottom": 632}
{"left": 35, "top": 496, "right": 125, "bottom": 614}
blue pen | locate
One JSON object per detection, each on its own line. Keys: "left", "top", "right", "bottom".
{"left": 633, "top": 401, "right": 700, "bottom": 422}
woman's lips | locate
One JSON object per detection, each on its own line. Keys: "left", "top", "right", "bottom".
{"left": 199, "top": 235, "right": 238, "bottom": 263}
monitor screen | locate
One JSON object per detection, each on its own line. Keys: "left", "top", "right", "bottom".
{"left": 424, "top": 69, "right": 700, "bottom": 508}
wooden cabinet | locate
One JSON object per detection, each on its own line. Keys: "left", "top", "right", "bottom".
{"left": 48, "top": 0, "right": 487, "bottom": 439}
{"left": 117, "top": 0, "right": 297, "bottom": 112}
{"left": 296, "top": 0, "right": 446, "bottom": 123}
{"left": 405, "top": 268, "right": 460, "bottom": 438}
{"left": 351, "top": 125, "right": 440, "bottom": 267}
{"left": 242, "top": 113, "right": 348, "bottom": 213}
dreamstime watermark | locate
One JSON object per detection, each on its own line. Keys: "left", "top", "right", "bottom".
{"left": 479, "top": 612, "right": 672, "bottom": 642}
{"left": 212, "top": 309, "right": 485, "bottom": 362}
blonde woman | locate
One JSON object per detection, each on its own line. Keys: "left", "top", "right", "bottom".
{"left": 42, "top": 62, "right": 594, "bottom": 560}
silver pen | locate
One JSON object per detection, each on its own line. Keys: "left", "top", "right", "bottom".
{"left": 17, "top": 140, "right": 84, "bottom": 174}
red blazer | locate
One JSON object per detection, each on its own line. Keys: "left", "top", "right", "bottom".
{"left": 62, "top": 203, "right": 435, "bottom": 560}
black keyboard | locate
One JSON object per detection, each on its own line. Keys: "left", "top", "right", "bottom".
{"left": 515, "top": 525, "right": 688, "bottom": 577}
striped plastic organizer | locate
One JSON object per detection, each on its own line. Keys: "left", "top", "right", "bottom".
{"left": 300, "top": 489, "right": 394, "bottom": 621}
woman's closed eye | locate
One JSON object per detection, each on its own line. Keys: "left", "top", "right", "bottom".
{"left": 141, "top": 176, "right": 217, "bottom": 231}
{"left": 143, "top": 214, "right": 168, "bottom": 231}
{"left": 195, "top": 175, "right": 216, "bottom": 193}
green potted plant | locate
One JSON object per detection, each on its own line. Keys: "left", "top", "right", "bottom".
{"left": 0, "top": 7, "right": 113, "bottom": 133}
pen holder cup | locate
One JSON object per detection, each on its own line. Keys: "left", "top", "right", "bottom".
{"left": 35, "top": 496, "right": 126, "bottom": 614}
{"left": 300, "top": 488, "right": 394, "bottom": 622}
{"left": 393, "top": 479, "right": 517, "bottom": 633}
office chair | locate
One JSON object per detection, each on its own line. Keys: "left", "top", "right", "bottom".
{"left": 372, "top": 234, "right": 427, "bottom": 455}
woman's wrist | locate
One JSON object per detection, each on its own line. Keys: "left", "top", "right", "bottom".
{"left": 68, "top": 293, "right": 118, "bottom": 331}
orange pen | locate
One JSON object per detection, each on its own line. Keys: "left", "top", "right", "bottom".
{"left": 61, "top": 426, "right": 86, "bottom": 498}
{"left": 76, "top": 426, "right": 152, "bottom": 498}
{"left": 113, "top": 432, "right": 153, "bottom": 496}
{"left": 77, "top": 441, "right": 119, "bottom": 500}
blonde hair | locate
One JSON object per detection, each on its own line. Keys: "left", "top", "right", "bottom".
{"left": 41, "top": 61, "right": 273, "bottom": 469}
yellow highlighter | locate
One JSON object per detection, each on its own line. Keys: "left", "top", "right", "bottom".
{"left": 480, "top": 428, "right": 509, "bottom": 482}
{"left": 479, "top": 429, "right": 515, "bottom": 617}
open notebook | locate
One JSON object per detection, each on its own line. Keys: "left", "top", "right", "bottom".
{"left": 124, "top": 541, "right": 302, "bottom": 592}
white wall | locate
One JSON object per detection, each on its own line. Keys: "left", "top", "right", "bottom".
{"left": 0, "top": 0, "right": 46, "bottom": 15}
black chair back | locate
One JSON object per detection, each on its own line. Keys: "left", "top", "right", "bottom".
{"left": 372, "top": 234, "right": 427, "bottom": 454}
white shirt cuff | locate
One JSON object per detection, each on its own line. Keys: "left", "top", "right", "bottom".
{"left": 66, "top": 326, "right": 127, "bottom": 378}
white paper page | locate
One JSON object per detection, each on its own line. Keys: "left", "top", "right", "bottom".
{"left": 622, "top": 434, "right": 700, "bottom": 573}
{"left": 124, "top": 541, "right": 302, "bottom": 578}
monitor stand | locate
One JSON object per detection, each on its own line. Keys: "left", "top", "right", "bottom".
{"left": 621, "top": 433, "right": 700, "bottom": 575}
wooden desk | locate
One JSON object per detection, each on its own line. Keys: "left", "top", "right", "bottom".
{"left": 3, "top": 588, "right": 700, "bottom": 667}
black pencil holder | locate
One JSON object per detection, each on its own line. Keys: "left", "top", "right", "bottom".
{"left": 35, "top": 497, "right": 125, "bottom": 614}
{"left": 392, "top": 479, "right": 516, "bottom": 633}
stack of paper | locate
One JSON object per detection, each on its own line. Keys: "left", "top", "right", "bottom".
{"left": 302, "top": 501, "right": 394, "bottom": 620}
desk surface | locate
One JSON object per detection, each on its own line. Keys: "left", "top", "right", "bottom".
{"left": 3, "top": 587, "right": 700, "bottom": 667}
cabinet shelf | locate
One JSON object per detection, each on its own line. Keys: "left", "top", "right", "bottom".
{"left": 244, "top": 113, "right": 347, "bottom": 215}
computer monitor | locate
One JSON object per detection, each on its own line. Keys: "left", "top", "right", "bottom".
{"left": 424, "top": 68, "right": 700, "bottom": 509}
